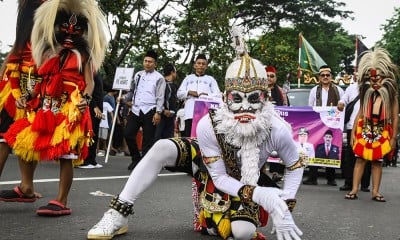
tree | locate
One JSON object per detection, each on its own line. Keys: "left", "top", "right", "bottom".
{"left": 233, "top": 0, "right": 353, "bottom": 32}
{"left": 97, "top": 0, "right": 182, "bottom": 85}
{"left": 253, "top": 25, "right": 355, "bottom": 87}
{"left": 379, "top": 7, "right": 400, "bottom": 104}
{"left": 252, "top": 27, "right": 298, "bottom": 85}
{"left": 98, "top": 0, "right": 237, "bottom": 87}
{"left": 0, "top": 0, "right": 361, "bottom": 89}
{"left": 379, "top": 7, "right": 400, "bottom": 66}
{"left": 172, "top": 0, "right": 237, "bottom": 86}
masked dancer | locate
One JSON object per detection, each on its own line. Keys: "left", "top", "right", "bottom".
{"left": 345, "top": 48, "right": 398, "bottom": 202}
{"left": 3, "top": 0, "right": 109, "bottom": 216}
{"left": 87, "top": 26, "right": 303, "bottom": 240}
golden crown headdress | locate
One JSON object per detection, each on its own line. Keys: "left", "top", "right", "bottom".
{"left": 225, "top": 54, "right": 268, "bottom": 93}
{"left": 225, "top": 25, "right": 268, "bottom": 93}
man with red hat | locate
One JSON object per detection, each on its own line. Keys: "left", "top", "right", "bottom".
{"left": 265, "top": 66, "right": 288, "bottom": 182}
{"left": 266, "top": 66, "right": 288, "bottom": 106}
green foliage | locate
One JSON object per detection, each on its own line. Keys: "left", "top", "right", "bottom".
{"left": 233, "top": 0, "right": 353, "bottom": 31}
{"left": 379, "top": 7, "right": 400, "bottom": 66}
{"left": 97, "top": 0, "right": 172, "bottom": 86}
{"left": 173, "top": 0, "right": 236, "bottom": 87}
{"left": 253, "top": 28, "right": 298, "bottom": 85}
{"left": 379, "top": 7, "right": 400, "bottom": 104}
{"left": 252, "top": 25, "right": 355, "bottom": 86}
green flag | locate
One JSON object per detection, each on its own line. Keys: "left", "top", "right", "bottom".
{"left": 298, "top": 33, "right": 327, "bottom": 79}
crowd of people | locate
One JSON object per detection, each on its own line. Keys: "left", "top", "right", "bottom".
{"left": 0, "top": 1, "right": 398, "bottom": 240}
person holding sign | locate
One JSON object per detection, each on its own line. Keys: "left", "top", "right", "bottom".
{"left": 177, "top": 54, "right": 221, "bottom": 137}
{"left": 123, "top": 50, "right": 166, "bottom": 171}
{"left": 266, "top": 65, "right": 288, "bottom": 182}
{"left": 304, "top": 66, "right": 343, "bottom": 186}
{"left": 308, "top": 65, "right": 344, "bottom": 107}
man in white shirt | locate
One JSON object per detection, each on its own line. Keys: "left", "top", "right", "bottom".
{"left": 305, "top": 66, "right": 344, "bottom": 186}
{"left": 308, "top": 65, "right": 344, "bottom": 107}
{"left": 123, "top": 50, "right": 166, "bottom": 170}
{"left": 337, "top": 80, "right": 371, "bottom": 191}
{"left": 177, "top": 54, "right": 221, "bottom": 137}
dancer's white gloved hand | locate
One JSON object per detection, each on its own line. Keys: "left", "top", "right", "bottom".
{"left": 252, "top": 187, "right": 288, "bottom": 223}
{"left": 272, "top": 210, "right": 303, "bottom": 240}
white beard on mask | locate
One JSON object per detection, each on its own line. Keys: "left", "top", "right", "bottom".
{"left": 213, "top": 102, "right": 278, "bottom": 185}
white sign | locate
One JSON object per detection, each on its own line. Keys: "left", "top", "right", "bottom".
{"left": 112, "top": 67, "right": 134, "bottom": 90}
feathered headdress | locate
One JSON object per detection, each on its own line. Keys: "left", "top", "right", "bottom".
{"left": 357, "top": 47, "right": 399, "bottom": 120}
{"left": 31, "top": 0, "right": 110, "bottom": 71}
{"left": 229, "top": 24, "right": 247, "bottom": 59}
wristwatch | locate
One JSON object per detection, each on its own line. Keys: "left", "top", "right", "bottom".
{"left": 156, "top": 111, "right": 162, "bottom": 114}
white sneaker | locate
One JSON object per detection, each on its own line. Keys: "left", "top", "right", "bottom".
{"left": 97, "top": 151, "right": 105, "bottom": 157}
{"left": 78, "top": 164, "right": 96, "bottom": 169}
{"left": 94, "top": 163, "right": 103, "bottom": 168}
{"left": 87, "top": 209, "right": 128, "bottom": 240}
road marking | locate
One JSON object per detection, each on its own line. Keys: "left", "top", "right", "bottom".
{"left": 0, "top": 172, "right": 188, "bottom": 185}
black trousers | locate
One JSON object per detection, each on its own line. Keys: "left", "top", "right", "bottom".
{"left": 124, "top": 109, "right": 157, "bottom": 162}
{"left": 307, "top": 166, "right": 336, "bottom": 182}
{"left": 183, "top": 119, "right": 193, "bottom": 137}
{"left": 341, "top": 130, "right": 371, "bottom": 187}
{"left": 154, "top": 115, "right": 175, "bottom": 141}
{"left": 84, "top": 108, "right": 100, "bottom": 165}
{"left": 269, "top": 162, "right": 285, "bottom": 174}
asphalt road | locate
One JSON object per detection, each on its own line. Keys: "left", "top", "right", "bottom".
{"left": 1, "top": 154, "right": 400, "bottom": 240}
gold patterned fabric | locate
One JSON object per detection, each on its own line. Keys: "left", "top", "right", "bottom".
{"left": 167, "top": 138, "right": 202, "bottom": 175}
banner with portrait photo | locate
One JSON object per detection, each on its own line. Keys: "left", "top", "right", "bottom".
{"left": 191, "top": 98, "right": 222, "bottom": 137}
{"left": 274, "top": 106, "right": 344, "bottom": 168}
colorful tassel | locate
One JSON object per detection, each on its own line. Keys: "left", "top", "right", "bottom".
{"left": 4, "top": 118, "right": 31, "bottom": 146}
{"left": 217, "top": 213, "right": 231, "bottom": 240}
{"left": 31, "top": 109, "right": 56, "bottom": 133}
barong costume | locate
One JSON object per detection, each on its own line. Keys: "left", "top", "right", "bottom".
{"left": 4, "top": 0, "right": 109, "bottom": 165}
{"left": 352, "top": 48, "right": 399, "bottom": 161}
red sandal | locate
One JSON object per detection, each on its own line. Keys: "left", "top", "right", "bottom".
{"left": 0, "top": 186, "right": 37, "bottom": 202}
{"left": 36, "top": 200, "right": 72, "bottom": 216}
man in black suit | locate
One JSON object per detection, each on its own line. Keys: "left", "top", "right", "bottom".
{"left": 303, "top": 129, "right": 339, "bottom": 186}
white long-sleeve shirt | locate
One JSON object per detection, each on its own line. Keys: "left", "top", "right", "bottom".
{"left": 177, "top": 74, "right": 221, "bottom": 120}
{"left": 308, "top": 84, "right": 344, "bottom": 106}
{"left": 125, "top": 70, "right": 165, "bottom": 116}
{"left": 338, "top": 82, "right": 360, "bottom": 130}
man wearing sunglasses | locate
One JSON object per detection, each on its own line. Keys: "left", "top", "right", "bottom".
{"left": 304, "top": 65, "right": 344, "bottom": 186}
{"left": 308, "top": 65, "right": 344, "bottom": 107}
{"left": 266, "top": 66, "right": 288, "bottom": 106}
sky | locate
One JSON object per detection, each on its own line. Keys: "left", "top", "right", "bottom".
{"left": 0, "top": 1, "right": 399, "bottom": 52}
